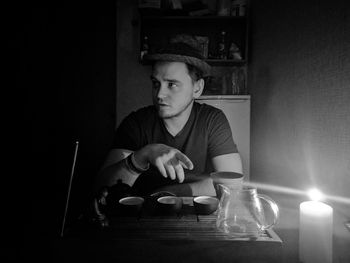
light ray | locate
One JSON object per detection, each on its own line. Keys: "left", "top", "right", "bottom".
{"left": 243, "top": 181, "right": 350, "bottom": 205}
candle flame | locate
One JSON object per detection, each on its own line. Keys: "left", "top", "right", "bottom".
{"left": 307, "top": 188, "right": 324, "bottom": 201}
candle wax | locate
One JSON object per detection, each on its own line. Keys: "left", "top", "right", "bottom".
{"left": 299, "top": 201, "right": 333, "bottom": 263}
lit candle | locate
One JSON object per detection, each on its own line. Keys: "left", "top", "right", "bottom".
{"left": 299, "top": 189, "right": 333, "bottom": 263}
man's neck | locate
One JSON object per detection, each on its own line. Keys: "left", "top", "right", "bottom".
{"left": 163, "top": 102, "right": 194, "bottom": 137}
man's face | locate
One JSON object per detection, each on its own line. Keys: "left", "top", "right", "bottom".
{"left": 151, "top": 61, "right": 201, "bottom": 119}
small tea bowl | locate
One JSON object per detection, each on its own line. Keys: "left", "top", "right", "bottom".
{"left": 193, "top": 196, "right": 219, "bottom": 215}
{"left": 118, "top": 196, "right": 144, "bottom": 215}
{"left": 156, "top": 196, "right": 182, "bottom": 215}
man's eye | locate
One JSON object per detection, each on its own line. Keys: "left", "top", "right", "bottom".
{"left": 168, "top": 82, "right": 177, "bottom": 89}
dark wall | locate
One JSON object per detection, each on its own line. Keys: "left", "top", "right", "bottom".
{"left": 12, "top": 3, "right": 116, "bottom": 244}
{"left": 116, "top": 0, "right": 153, "bottom": 126}
{"left": 249, "top": 0, "right": 350, "bottom": 198}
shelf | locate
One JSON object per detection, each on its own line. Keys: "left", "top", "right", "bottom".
{"left": 138, "top": 7, "right": 247, "bottom": 20}
{"left": 197, "top": 95, "right": 251, "bottom": 100}
{"left": 141, "top": 58, "right": 246, "bottom": 66}
{"left": 141, "top": 15, "right": 247, "bottom": 21}
{"left": 139, "top": 6, "right": 250, "bottom": 96}
{"left": 205, "top": 59, "right": 246, "bottom": 66}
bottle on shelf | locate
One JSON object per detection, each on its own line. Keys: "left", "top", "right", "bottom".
{"left": 228, "top": 42, "right": 242, "bottom": 60}
{"left": 230, "top": 0, "right": 247, "bottom": 16}
{"left": 140, "top": 35, "right": 149, "bottom": 60}
{"left": 218, "top": 31, "right": 227, "bottom": 60}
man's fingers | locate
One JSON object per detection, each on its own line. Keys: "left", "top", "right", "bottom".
{"left": 165, "top": 164, "right": 176, "bottom": 180}
{"left": 170, "top": 158, "right": 185, "bottom": 183}
{"left": 173, "top": 163, "right": 185, "bottom": 183}
{"left": 150, "top": 145, "right": 193, "bottom": 181}
{"left": 176, "top": 152, "right": 194, "bottom": 170}
{"left": 155, "top": 158, "right": 167, "bottom": 178}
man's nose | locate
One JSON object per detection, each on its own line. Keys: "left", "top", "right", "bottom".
{"left": 157, "top": 83, "right": 169, "bottom": 99}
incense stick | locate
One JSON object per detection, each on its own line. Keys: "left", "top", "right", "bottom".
{"left": 60, "top": 140, "right": 79, "bottom": 237}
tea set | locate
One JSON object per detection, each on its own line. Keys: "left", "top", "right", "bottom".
{"left": 92, "top": 172, "right": 279, "bottom": 238}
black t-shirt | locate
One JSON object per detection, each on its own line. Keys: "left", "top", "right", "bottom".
{"left": 113, "top": 102, "right": 237, "bottom": 195}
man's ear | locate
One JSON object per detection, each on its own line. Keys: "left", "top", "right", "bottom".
{"left": 193, "top": 78, "right": 204, "bottom": 98}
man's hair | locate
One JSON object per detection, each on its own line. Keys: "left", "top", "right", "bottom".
{"left": 186, "top": 63, "right": 204, "bottom": 83}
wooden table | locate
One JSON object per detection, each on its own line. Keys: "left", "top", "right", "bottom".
{"left": 54, "top": 197, "right": 282, "bottom": 263}
{"left": 26, "top": 178, "right": 350, "bottom": 263}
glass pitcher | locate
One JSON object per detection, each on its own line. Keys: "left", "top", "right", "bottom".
{"left": 216, "top": 184, "right": 279, "bottom": 238}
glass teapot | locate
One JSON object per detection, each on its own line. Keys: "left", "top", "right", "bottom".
{"left": 216, "top": 185, "right": 279, "bottom": 238}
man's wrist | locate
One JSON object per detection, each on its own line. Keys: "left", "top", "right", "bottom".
{"left": 126, "top": 153, "right": 149, "bottom": 173}
{"left": 131, "top": 153, "right": 150, "bottom": 171}
{"left": 133, "top": 147, "right": 151, "bottom": 169}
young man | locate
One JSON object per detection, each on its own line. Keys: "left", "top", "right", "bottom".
{"left": 97, "top": 38, "right": 242, "bottom": 196}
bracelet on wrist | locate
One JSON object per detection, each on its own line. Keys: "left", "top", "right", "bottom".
{"left": 126, "top": 153, "right": 149, "bottom": 173}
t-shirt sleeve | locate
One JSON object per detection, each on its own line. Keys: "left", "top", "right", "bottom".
{"left": 207, "top": 109, "right": 238, "bottom": 158}
{"left": 111, "top": 112, "right": 144, "bottom": 151}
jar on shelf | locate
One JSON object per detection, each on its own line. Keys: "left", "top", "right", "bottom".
{"left": 217, "top": 0, "right": 231, "bottom": 16}
{"left": 218, "top": 31, "right": 227, "bottom": 60}
{"left": 140, "top": 36, "right": 149, "bottom": 60}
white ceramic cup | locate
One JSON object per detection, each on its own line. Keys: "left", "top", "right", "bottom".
{"left": 210, "top": 171, "right": 244, "bottom": 198}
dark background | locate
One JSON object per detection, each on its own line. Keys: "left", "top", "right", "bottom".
{"left": 9, "top": 3, "right": 116, "bottom": 261}
{"left": 7, "top": 0, "right": 350, "bottom": 262}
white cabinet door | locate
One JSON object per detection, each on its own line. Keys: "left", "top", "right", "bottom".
{"left": 196, "top": 96, "right": 251, "bottom": 179}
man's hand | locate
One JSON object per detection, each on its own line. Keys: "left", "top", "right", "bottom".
{"left": 134, "top": 144, "right": 194, "bottom": 183}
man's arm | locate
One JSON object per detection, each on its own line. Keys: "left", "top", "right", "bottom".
{"left": 211, "top": 153, "right": 243, "bottom": 174}
{"left": 96, "top": 148, "right": 138, "bottom": 191}
{"left": 186, "top": 153, "right": 243, "bottom": 196}
{"left": 95, "top": 144, "right": 194, "bottom": 192}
